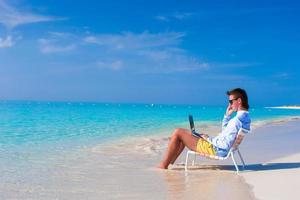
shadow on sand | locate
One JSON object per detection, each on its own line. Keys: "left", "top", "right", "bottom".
{"left": 243, "top": 162, "right": 300, "bottom": 171}
{"left": 171, "top": 162, "right": 300, "bottom": 172}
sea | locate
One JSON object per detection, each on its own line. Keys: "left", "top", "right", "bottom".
{"left": 1, "top": 101, "right": 300, "bottom": 149}
{"left": 1, "top": 100, "right": 300, "bottom": 198}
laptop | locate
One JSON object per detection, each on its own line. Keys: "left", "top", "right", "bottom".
{"left": 189, "top": 115, "right": 202, "bottom": 138}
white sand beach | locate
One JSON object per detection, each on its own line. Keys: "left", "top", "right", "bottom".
{"left": 241, "top": 153, "right": 300, "bottom": 200}
{"left": 240, "top": 119, "right": 300, "bottom": 200}
{"left": 1, "top": 118, "right": 300, "bottom": 199}
{"left": 265, "top": 106, "right": 300, "bottom": 109}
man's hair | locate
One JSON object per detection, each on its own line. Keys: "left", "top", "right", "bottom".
{"left": 227, "top": 88, "right": 249, "bottom": 110}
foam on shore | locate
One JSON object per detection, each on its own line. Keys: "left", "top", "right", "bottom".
{"left": 90, "top": 116, "right": 300, "bottom": 157}
{"left": 265, "top": 106, "right": 300, "bottom": 109}
{"left": 2, "top": 117, "right": 300, "bottom": 199}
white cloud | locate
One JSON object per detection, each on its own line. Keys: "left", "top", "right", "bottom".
{"left": 202, "top": 74, "right": 250, "bottom": 81}
{"left": 0, "top": 0, "right": 65, "bottom": 49}
{"left": 211, "top": 62, "right": 263, "bottom": 68}
{"left": 154, "top": 15, "right": 169, "bottom": 22}
{"left": 155, "top": 12, "right": 195, "bottom": 22}
{"left": 38, "top": 32, "right": 77, "bottom": 54}
{"left": 83, "top": 31, "right": 209, "bottom": 73}
{"left": 173, "top": 12, "right": 195, "bottom": 20}
{"left": 83, "top": 32, "right": 185, "bottom": 50}
{"left": 0, "top": 35, "right": 14, "bottom": 48}
{"left": 40, "top": 43, "right": 76, "bottom": 54}
{"left": 0, "top": 0, "right": 64, "bottom": 29}
{"left": 39, "top": 31, "right": 257, "bottom": 74}
{"left": 47, "top": 31, "right": 73, "bottom": 38}
{"left": 97, "top": 60, "right": 123, "bottom": 71}
{"left": 271, "top": 73, "right": 289, "bottom": 79}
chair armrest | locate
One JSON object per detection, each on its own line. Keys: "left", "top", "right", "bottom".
{"left": 232, "top": 130, "right": 245, "bottom": 150}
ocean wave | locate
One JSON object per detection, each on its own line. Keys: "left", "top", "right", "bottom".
{"left": 87, "top": 116, "right": 300, "bottom": 157}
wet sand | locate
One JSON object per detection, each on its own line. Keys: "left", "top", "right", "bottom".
{"left": 1, "top": 118, "right": 300, "bottom": 199}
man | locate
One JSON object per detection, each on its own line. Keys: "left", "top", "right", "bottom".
{"left": 158, "top": 88, "right": 251, "bottom": 169}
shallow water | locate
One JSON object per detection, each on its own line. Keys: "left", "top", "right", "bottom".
{"left": 1, "top": 101, "right": 300, "bottom": 199}
{"left": 0, "top": 139, "right": 256, "bottom": 200}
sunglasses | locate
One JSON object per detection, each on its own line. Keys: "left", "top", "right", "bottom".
{"left": 229, "top": 97, "right": 239, "bottom": 105}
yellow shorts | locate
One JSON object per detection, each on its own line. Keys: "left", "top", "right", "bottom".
{"left": 196, "top": 138, "right": 216, "bottom": 156}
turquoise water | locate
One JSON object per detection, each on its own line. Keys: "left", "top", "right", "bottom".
{"left": 1, "top": 100, "right": 300, "bottom": 151}
{"left": 1, "top": 101, "right": 299, "bottom": 198}
{"left": 1, "top": 100, "right": 300, "bottom": 194}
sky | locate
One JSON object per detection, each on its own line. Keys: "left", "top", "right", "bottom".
{"left": 0, "top": 0, "right": 299, "bottom": 106}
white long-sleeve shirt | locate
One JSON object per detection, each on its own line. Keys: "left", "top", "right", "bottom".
{"left": 208, "top": 110, "right": 251, "bottom": 156}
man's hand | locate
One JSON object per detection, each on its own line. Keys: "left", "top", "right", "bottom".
{"left": 226, "top": 104, "right": 234, "bottom": 117}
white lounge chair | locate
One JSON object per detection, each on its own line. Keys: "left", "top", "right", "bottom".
{"left": 185, "top": 128, "right": 247, "bottom": 173}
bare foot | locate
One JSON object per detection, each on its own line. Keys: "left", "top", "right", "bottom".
{"left": 157, "top": 162, "right": 168, "bottom": 169}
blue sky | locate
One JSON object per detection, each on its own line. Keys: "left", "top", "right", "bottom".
{"left": 0, "top": 0, "right": 299, "bottom": 106}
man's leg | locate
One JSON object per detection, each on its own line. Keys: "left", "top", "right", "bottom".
{"left": 158, "top": 128, "right": 199, "bottom": 169}
{"left": 170, "top": 141, "right": 184, "bottom": 164}
{"left": 169, "top": 128, "right": 192, "bottom": 164}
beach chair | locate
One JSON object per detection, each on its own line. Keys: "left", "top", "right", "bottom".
{"left": 185, "top": 128, "right": 247, "bottom": 173}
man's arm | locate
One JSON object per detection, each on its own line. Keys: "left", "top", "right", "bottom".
{"left": 222, "top": 104, "right": 234, "bottom": 130}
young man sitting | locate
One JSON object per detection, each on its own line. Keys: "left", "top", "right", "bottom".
{"left": 158, "top": 88, "right": 251, "bottom": 169}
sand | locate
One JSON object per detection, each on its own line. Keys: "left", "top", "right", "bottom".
{"left": 1, "top": 118, "right": 300, "bottom": 199}
{"left": 265, "top": 106, "right": 300, "bottom": 109}
{"left": 239, "top": 119, "right": 300, "bottom": 200}
{"left": 241, "top": 153, "right": 300, "bottom": 200}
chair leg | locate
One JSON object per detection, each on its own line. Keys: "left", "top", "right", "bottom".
{"left": 237, "top": 149, "right": 245, "bottom": 169}
{"left": 231, "top": 153, "right": 239, "bottom": 173}
{"left": 185, "top": 152, "right": 190, "bottom": 171}
{"left": 192, "top": 153, "right": 196, "bottom": 166}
